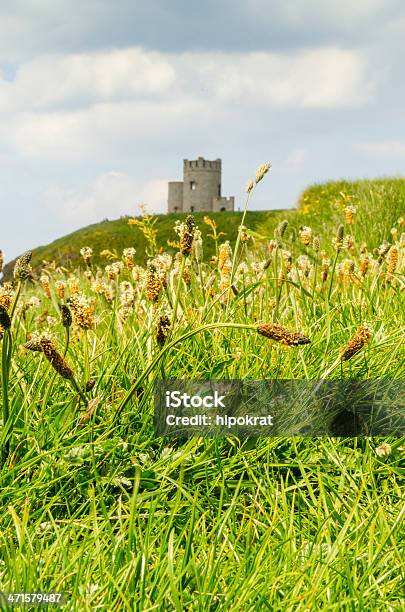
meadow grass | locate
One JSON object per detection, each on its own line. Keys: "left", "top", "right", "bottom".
{"left": 0, "top": 176, "right": 404, "bottom": 610}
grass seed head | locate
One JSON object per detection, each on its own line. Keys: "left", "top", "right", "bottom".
{"left": 145, "top": 261, "right": 161, "bottom": 302}
{"left": 60, "top": 304, "right": 72, "bottom": 328}
{"left": 344, "top": 205, "right": 356, "bottom": 224}
{"left": 341, "top": 324, "right": 372, "bottom": 361}
{"left": 80, "top": 247, "right": 93, "bottom": 266}
{"left": 299, "top": 226, "right": 312, "bottom": 246}
{"left": 333, "top": 225, "right": 344, "bottom": 252}
{"left": 257, "top": 322, "right": 310, "bottom": 346}
{"left": 175, "top": 215, "right": 196, "bottom": 256}
{"left": 123, "top": 247, "right": 136, "bottom": 270}
{"left": 14, "top": 251, "right": 32, "bottom": 280}
{"left": 245, "top": 179, "right": 254, "bottom": 193}
{"left": 0, "top": 284, "right": 14, "bottom": 311}
{"left": 255, "top": 162, "right": 271, "bottom": 184}
{"left": 0, "top": 304, "right": 11, "bottom": 330}
{"left": 155, "top": 312, "right": 171, "bottom": 347}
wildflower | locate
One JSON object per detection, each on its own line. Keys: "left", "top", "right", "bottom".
{"left": 275, "top": 220, "right": 288, "bottom": 239}
{"left": 297, "top": 255, "right": 310, "bottom": 276}
{"left": 119, "top": 281, "right": 135, "bottom": 315}
{"left": 377, "top": 240, "right": 390, "bottom": 260}
{"left": 268, "top": 239, "right": 278, "bottom": 252}
{"left": 341, "top": 324, "right": 372, "bottom": 361}
{"left": 155, "top": 312, "right": 171, "bottom": 347}
{"left": 245, "top": 179, "right": 254, "bottom": 193}
{"left": 14, "top": 251, "right": 32, "bottom": 280}
{"left": 60, "top": 304, "right": 72, "bottom": 328}
{"left": 344, "top": 205, "right": 356, "bottom": 224}
{"left": 40, "top": 274, "right": 51, "bottom": 298}
{"left": 123, "top": 247, "right": 136, "bottom": 270}
{"left": 175, "top": 215, "right": 196, "bottom": 256}
{"left": 333, "top": 225, "right": 344, "bottom": 252}
{"left": 342, "top": 259, "right": 355, "bottom": 285}
{"left": 193, "top": 229, "right": 203, "bottom": 262}
{"left": 398, "top": 216, "right": 405, "bottom": 227}
{"left": 132, "top": 265, "right": 147, "bottom": 284}
{"left": 390, "top": 227, "right": 398, "bottom": 242}
{"left": 375, "top": 443, "right": 392, "bottom": 457}
{"left": 24, "top": 333, "right": 74, "bottom": 380}
{"left": 69, "top": 293, "right": 95, "bottom": 329}
{"left": 299, "top": 226, "right": 312, "bottom": 246}
{"left": 55, "top": 280, "right": 65, "bottom": 299}
{"left": 0, "top": 284, "right": 14, "bottom": 310}
{"left": 312, "top": 236, "right": 320, "bottom": 252}
{"left": 359, "top": 255, "right": 369, "bottom": 277}
{"left": 105, "top": 262, "right": 124, "bottom": 280}
{"left": 153, "top": 253, "right": 172, "bottom": 288}
{"left": 255, "top": 162, "right": 271, "bottom": 184}
{"left": 145, "top": 261, "right": 161, "bottom": 302}
{"left": 218, "top": 241, "right": 233, "bottom": 276}
{"left": 321, "top": 254, "right": 331, "bottom": 283}
{"left": 80, "top": 247, "right": 93, "bottom": 266}
{"left": 282, "top": 250, "right": 292, "bottom": 273}
{"left": 386, "top": 246, "right": 398, "bottom": 276}
{"left": 68, "top": 276, "right": 79, "bottom": 295}
{"left": 257, "top": 323, "right": 310, "bottom": 346}
{"left": 343, "top": 235, "right": 354, "bottom": 250}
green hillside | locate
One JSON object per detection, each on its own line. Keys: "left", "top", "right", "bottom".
{"left": 2, "top": 210, "right": 278, "bottom": 279}
{"left": 3, "top": 177, "right": 404, "bottom": 280}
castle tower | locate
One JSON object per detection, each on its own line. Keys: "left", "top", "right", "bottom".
{"left": 167, "top": 156, "right": 234, "bottom": 213}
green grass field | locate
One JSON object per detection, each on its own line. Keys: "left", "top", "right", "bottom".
{"left": 0, "top": 176, "right": 404, "bottom": 610}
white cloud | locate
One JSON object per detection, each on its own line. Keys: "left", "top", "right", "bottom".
{"left": 357, "top": 141, "right": 405, "bottom": 159}
{"left": 0, "top": 46, "right": 376, "bottom": 161}
{"left": 180, "top": 48, "right": 373, "bottom": 108}
{"left": 0, "top": 48, "right": 176, "bottom": 111}
{"left": 44, "top": 172, "right": 168, "bottom": 228}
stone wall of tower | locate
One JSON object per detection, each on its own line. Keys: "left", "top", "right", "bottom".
{"left": 182, "top": 157, "right": 221, "bottom": 213}
{"left": 168, "top": 181, "right": 183, "bottom": 213}
{"left": 212, "top": 196, "right": 235, "bottom": 212}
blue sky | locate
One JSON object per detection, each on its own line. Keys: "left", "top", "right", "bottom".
{"left": 1, "top": 0, "right": 405, "bottom": 261}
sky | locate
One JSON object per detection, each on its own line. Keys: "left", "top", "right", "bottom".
{"left": 1, "top": 0, "right": 405, "bottom": 261}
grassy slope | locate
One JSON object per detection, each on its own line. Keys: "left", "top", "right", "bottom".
{"left": 3, "top": 210, "right": 277, "bottom": 279}
{"left": 1, "top": 178, "right": 404, "bottom": 610}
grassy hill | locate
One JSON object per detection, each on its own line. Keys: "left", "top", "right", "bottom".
{"left": 3, "top": 177, "right": 404, "bottom": 282}
{"left": 2, "top": 210, "right": 277, "bottom": 280}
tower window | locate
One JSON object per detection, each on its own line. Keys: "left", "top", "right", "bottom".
{"left": 190, "top": 206, "right": 195, "bottom": 212}
{"left": 220, "top": 207, "right": 226, "bottom": 212}
{"left": 218, "top": 183, "right": 221, "bottom": 196}
{"left": 174, "top": 206, "right": 178, "bottom": 212}
{"left": 190, "top": 181, "right": 196, "bottom": 190}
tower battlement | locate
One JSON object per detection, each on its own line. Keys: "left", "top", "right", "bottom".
{"left": 168, "top": 157, "right": 234, "bottom": 213}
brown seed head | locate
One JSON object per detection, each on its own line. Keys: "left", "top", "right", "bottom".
{"left": 60, "top": 304, "right": 72, "bottom": 328}
{"left": 341, "top": 324, "right": 372, "bottom": 361}
{"left": 257, "top": 322, "right": 310, "bottom": 346}
{"left": 333, "top": 225, "right": 344, "bottom": 252}
{"left": 145, "top": 262, "right": 161, "bottom": 302}
{"left": 14, "top": 251, "right": 32, "bottom": 280}
{"left": 0, "top": 304, "right": 11, "bottom": 330}
{"left": 155, "top": 313, "right": 171, "bottom": 347}
{"left": 255, "top": 162, "right": 271, "bottom": 184}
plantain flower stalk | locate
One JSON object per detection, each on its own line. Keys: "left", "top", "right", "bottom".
{"left": 257, "top": 322, "right": 310, "bottom": 346}
{"left": 13, "top": 251, "right": 32, "bottom": 280}
{"left": 341, "top": 324, "right": 372, "bottom": 361}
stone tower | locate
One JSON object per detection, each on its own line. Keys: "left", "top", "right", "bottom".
{"left": 168, "top": 156, "right": 235, "bottom": 213}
